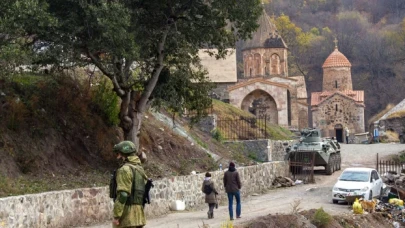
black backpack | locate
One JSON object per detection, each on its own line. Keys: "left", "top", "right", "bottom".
{"left": 109, "top": 165, "right": 154, "bottom": 207}
{"left": 203, "top": 184, "right": 213, "bottom": 194}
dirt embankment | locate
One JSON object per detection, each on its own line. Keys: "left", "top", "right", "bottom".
{"left": 245, "top": 210, "right": 396, "bottom": 228}
{"left": 0, "top": 76, "right": 234, "bottom": 197}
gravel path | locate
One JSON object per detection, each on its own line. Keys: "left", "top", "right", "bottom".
{"left": 81, "top": 143, "right": 405, "bottom": 228}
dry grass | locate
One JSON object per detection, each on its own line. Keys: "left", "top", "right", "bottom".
{"left": 387, "top": 110, "right": 405, "bottom": 119}
{"left": 368, "top": 103, "right": 396, "bottom": 124}
{"left": 212, "top": 99, "right": 293, "bottom": 140}
{"left": 212, "top": 99, "right": 255, "bottom": 120}
{"left": 290, "top": 199, "right": 302, "bottom": 214}
{"left": 382, "top": 130, "right": 400, "bottom": 143}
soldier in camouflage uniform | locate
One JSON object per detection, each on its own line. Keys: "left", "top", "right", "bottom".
{"left": 112, "top": 141, "right": 147, "bottom": 228}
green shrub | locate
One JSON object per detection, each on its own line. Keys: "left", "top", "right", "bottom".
{"left": 311, "top": 207, "right": 331, "bottom": 227}
{"left": 5, "top": 98, "right": 28, "bottom": 130}
{"left": 91, "top": 79, "right": 120, "bottom": 126}
{"left": 212, "top": 129, "right": 224, "bottom": 142}
{"left": 248, "top": 152, "right": 258, "bottom": 161}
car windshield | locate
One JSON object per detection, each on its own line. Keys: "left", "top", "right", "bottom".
{"left": 339, "top": 171, "right": 369, "bottom": 182}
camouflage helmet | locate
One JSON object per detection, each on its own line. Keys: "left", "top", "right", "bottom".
{"left": 113, "top": 141, "right": 137, "bottom": 154}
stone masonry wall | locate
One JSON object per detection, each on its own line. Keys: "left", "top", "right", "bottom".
{"left": 380, "top": 117, "right": 405, "bottom": 136}
{"left": 269, "top": 140, "right": 296, "bottom": 161}
{"left": 243, "top": 48, "right": 288, "bottom": 77}
{"left": 0, "top": 161, "right": 288, "bottom": 228}
{"left": 0, "top": 188, "right": 112, "bottom": 228}
{"left": 322, "top": 67, "right": 352, "bottom": 91}
{"left": 223, "top": 139, "right": 296, "bottom": 162}
{"left": 312, "top": 94, "right": 365, "bottom": 137}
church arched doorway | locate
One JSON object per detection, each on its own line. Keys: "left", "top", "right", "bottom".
{"left": 335, "top": 124, "right": 343, "bottom": 142}
{"left": 241, "top": 90, "right": 278, "bottom": 124}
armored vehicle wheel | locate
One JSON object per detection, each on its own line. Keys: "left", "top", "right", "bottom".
{"left": 325, "top": 156, "right": 333, "bottom": 175}
{"left": 337, "top": 153, "right": 341, "bottom": 170}
{"left": 332, "top": 154, "right": 337, "bottom": 172}
{"left": 335, "top": 154, "right": 339, "bottom": 171}
{"left": 338, "top": 153, "right": 342, "bottom": 170}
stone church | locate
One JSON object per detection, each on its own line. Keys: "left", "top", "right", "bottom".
{"left": 200, "top": 10, "right": 309, "bottom": 130}
{"left": 311, "top": 42, "right": 365, "bottom": 142}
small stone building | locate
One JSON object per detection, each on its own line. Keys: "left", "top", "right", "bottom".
{"left": 311, "top": 44, "right": 365, "bottom": 142}
{"left": 200, "top": 9, "right": 309, "bottom": 130}
{"left": 373, "top": 98, "right": 405, "bottom": 140}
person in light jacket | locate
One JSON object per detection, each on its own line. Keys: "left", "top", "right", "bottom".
{"left": 201, "top": 172, "right": 218, "bottom": 219}
{"left": 223, "top": 162, "right": 242, "bottom": 220}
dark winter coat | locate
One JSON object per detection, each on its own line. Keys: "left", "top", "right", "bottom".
{"left": 223, "top": 167, "right": 241, "bottom": 193}
{"left": 201, "top": 179, "right": 218, "bottom": 204}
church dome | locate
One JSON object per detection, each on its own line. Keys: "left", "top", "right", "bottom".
{"left": 322, "top": 48, "right": 351, "bottom": 68}
{"left": 242, "top": 9, "right": 287, "bottom": 50}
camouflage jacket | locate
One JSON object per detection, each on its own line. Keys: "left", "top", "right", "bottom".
{"left": 113, "top": 155, "right": 147, "bottom": 227}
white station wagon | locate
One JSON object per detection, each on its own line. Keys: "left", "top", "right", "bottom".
{"left": 332, "top": 167, "right": 384, "bottom": 204}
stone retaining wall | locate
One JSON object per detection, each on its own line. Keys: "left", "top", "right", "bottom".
{"left": 0, "top": 161, "right": 288, "bottom": 228}
{"left": 224, "top": 139, "right": 296, "bottom": 162}
{"left": 269, "top": 140, "right": 296, "bottom": 161}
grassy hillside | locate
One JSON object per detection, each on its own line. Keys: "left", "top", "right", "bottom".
{"left": 0, "top": 73, "right": 292, "bottom": 197}
{"left": 212, "top": 99, "right": 294, "bottom": 140}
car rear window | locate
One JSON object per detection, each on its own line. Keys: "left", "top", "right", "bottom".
{"left": 339, "top": 171, "right": 369, "bottom": 182}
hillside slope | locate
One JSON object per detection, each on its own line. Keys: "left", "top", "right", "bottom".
{"left": 0, "top": 74, "right": 292, "bottom": 197}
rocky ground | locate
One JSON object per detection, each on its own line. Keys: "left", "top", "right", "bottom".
{"left": 81, "top": 143, "right": 405, "bottom": 228}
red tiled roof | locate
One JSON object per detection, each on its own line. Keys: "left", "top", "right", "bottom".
{"left": 311, "top": 90, "right": 364, "bottom": 106}
{"left": 322, "top": 48, "right": 351, "bottom": 68}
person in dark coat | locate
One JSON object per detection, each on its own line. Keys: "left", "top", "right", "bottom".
{"left": 201, "top": 172, "right": 218, "bottom": 219}
{"left": 223, "top": 162, "right": 242, "bottom": 220}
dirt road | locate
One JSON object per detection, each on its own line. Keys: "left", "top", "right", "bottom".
{"left": 82, "top": 143, "right": 405, "bottom": 228}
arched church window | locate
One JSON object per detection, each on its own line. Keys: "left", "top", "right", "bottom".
{"left": 270, "top": 54, "right": 280, "bottom": 74}
{"left": 335, "top": 81, "right": 338, "bottom": 88}
{"left": 335, "top": 104, "right": 338, "bottom": 111}
{"left": 250, "top": 68, "right": 252, "bottom": 77}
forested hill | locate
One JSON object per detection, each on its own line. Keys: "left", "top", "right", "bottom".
{"left": 239, "top": 0, "right": 405, "bottom": 126}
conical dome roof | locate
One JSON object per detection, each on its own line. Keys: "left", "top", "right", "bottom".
{"left": 322, "top": 48, "right": 351, "bottom": 68}
{"left": 242, "top": 9, "right": 287, "bottom": 50}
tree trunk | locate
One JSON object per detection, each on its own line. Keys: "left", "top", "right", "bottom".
{"left": 119, "top": 90, "right": 143, "bottom": 149}
{"left": 126, "top": 110, "right": 143, "bottom": 151}
{"left": 117, "top": 26, "right": 170, "bottom": 163}
{"left": 119, "top": 95, "right": 147, "bottom": 162}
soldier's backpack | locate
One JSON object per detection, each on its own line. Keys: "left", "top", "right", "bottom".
{"left": 203, "top": 184, "right": 213, "bottom": 194}
{"left": 109, "top": 165, "right": 154, "bottom": 207}
{"left": 109, "top": 169, "right": 117, "bottom": 200}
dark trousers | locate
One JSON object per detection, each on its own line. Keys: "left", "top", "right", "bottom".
{"left": 227, "top": 191, "right": 241, "bottom": 219}
{"left": 346, "top": 136, "right": 349, "bottom": 144}
{"left": 208, "top": 203, "right": 215, "bottom": 213}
